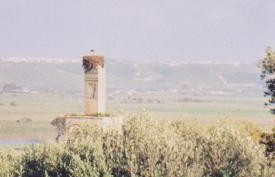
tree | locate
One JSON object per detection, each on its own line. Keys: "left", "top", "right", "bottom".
{"left": 260, "top": 46, "right": 275, "bottom": 114}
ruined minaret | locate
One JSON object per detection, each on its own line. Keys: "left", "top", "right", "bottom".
{"left": 82, "top": 52, "right": 106, "bottom": 115}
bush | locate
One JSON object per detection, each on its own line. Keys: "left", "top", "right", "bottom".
{"left": 0, "top": 114, "right": 274, "bottom": 177}
{"left": 260, "top": 127, "right": 275, "bottom": 167}
{"left": 0, "top": 150, "right": 22, "bottom": 177}
{"left": 10, "top": 101, "right": 16, "bottom": 106}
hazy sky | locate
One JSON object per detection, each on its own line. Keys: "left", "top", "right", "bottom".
{"left": 0, "top": 0, "right": 274, "bottom": 61}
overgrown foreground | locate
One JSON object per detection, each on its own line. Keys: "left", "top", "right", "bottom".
{"left": 1, "top": 114, "right": 275, "bottom": 177}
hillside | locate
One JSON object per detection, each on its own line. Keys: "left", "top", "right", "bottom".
{"left": 0, "top": 58, "right": 263, "bottom": 96}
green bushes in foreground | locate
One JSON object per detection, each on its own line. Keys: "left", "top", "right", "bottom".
{"left": 0, "top": 113, "right": 275, "bottom": 177}
{"left": 260, "top": 127, "right": 275, "bottom": 167}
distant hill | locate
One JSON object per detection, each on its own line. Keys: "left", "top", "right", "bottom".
{"left": 0, "top": 58, "right": 264, "bottom": 95}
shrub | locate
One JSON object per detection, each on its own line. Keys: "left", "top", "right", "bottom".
{"left": 0, "top": 150, "right": 22, "bottom": 177}
{"left": 260, "top": 127, "right": 275, "bottom": 167}
{"left": 0, "top": 114, "right": 274, "bottom": 177}
{"left": 10, "top": 101, "right": 16, "bottom": 106}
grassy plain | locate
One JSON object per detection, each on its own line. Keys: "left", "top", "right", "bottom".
{"left": 0, "top": 93, "right": 273, "bottom": 144}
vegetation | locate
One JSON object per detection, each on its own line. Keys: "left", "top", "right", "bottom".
{"left": 0, "top": 114, "right": 274, "bottom": 177}
{"left": 68, "top": 112, "right": 112, "bottom": 117}
{"left": 260, "top": 46, "right": 275, "bottom": 114}
{"left": 260, "top": 128, "right": 275, "bottom": 167}
{"left": 258, "top": 47, "right": 275, "bottom": 167}
{"left": 94, "top": 112, "right": 112, "bottom": 117}
{"left": 10, "top": 101, "right": 17, "bottom": 107}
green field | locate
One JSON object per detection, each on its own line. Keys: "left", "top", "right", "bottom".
{"left": 0, "top": 93, "right": 274, "bottom": 144}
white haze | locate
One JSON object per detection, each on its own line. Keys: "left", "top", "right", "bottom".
{"left": 0, "top": 0, "right": 274, "bottom": 62}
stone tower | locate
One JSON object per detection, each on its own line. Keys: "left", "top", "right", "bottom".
{"left": 82, "top": 53, "right": 106, "bottom": 115}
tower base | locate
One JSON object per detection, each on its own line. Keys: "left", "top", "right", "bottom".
{"left": 51, "top": 115, "right": 123, "bottom": 142}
